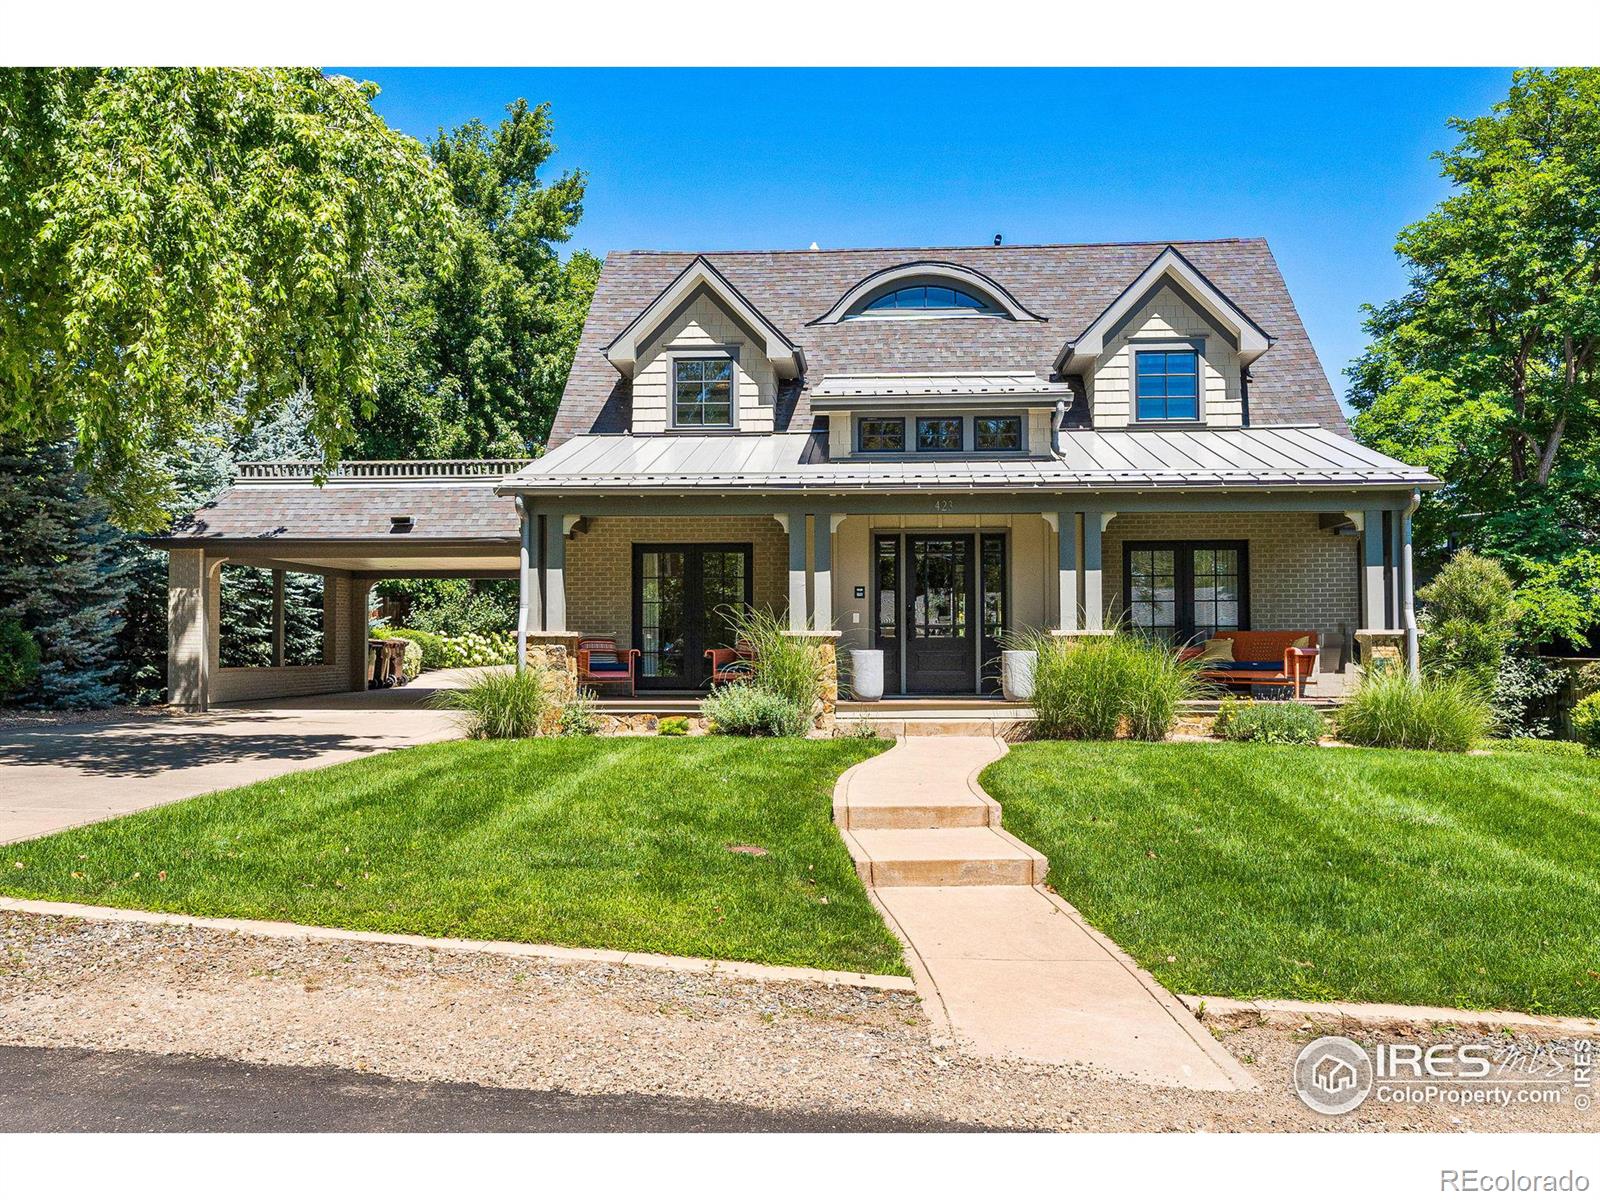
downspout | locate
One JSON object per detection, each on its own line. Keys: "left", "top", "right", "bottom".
{"left": 1399, "top": 491, "right": 1420, "bottom": 678}
{"left": 514, "top": 495, "right": 530, "bottom": 674}
{"left": 1051, "top": 398, "right": 1065, "bottom": 456}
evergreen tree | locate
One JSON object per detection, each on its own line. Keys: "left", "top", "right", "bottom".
{"left": 0, "top": 441, "right": 132, "bottom": 708}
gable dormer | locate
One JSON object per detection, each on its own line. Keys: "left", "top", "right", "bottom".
{"left": 1056, "top": 246, "right": 1273, "bottom": 430}
{"left": 605, "top": 256, "right": 801, "bottom": 435}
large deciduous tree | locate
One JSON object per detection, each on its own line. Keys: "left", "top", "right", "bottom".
{"left": 1350, "top": 68, "right": 1600, "bottom": 647}
{"left": 0, "top": 67, "right": 454, "bottom": 529}
{"left": 355, "top": 99, "right": 599, "bottom": 459}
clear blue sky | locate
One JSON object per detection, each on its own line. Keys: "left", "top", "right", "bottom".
{"left": 339, "top": 67, "right": 1513, "bottom": 405}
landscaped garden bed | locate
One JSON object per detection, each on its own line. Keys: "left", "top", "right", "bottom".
{"left": 980, "top": 741, "right": 1600, "bottom": 1017}
{"left": 3, "top": 737, "right": 903, "bottom": 976}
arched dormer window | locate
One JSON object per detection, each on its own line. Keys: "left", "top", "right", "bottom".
{"left": 859, "top": 284, "right": 992, "bottom": 314}
{"left": 812, "top": 261, "right": 1043, "bottom": 325}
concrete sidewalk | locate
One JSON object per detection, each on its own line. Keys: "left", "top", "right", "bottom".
{"left": 0, "top": 670, "right": 486, "bottom": 844}
{"left": 836, "top": 737, "right": 1256, "bottom": 1092}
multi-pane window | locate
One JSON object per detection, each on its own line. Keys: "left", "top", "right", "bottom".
{"left": 1134, "top": 350, "right": 1200, "bottom": 421}
{"left": 862, "top": 285, "right": 988, "bottom": 313}
{"left": 673, "top": 357, "right": 734, "bottom": 427}
{"left": 1125, "top": 541, "right": 1247, "bottom": 642}
{"left": 974, "top": 415, "right": 1022, "bottom": 452}
{"left": 916, "top": 417, "right": 964, "bottom": 452}
{"left": 857, "top": 416, "right": 906, "bottom": 452}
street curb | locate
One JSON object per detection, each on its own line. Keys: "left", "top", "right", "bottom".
{"left": 0, "top": 896, "right": 915, "bottom": 994}
{"left": 1181, "top": 994, "right": 1600, "bottom": 1037}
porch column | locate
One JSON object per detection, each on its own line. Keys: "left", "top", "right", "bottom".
{"left": 1361, "top": 508, "right": 1387, "bottom": 634}
{"left": 543, "top": 512, "right": 568, "bottom": 633}
{"left": 1398, "top": 498, "right": 1420, "bottom": 677}
{"left": 167, "top": 548, "right": 210, "bottom": 710}
{"left": 812, "top": 512, "right": 836, "bottom": 632}
{"left": 779, "top": 513, "right": 807, "bottom": 633}
{"left": 1053, "top": 512, "right": 1078, "bottom": 632}
{"left": 1082, "top": 511, "right": 1106, "bottom": 632}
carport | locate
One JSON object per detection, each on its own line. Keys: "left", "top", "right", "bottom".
{"left": 154, "top": 460, "right": 526, "bottom": 711}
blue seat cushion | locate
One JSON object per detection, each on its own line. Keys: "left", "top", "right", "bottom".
{"left": 1214, "top": 660, "right": 1283, "bottom": 672}
{"left": 586, "top": 660, "right": 631, "bottom": 673}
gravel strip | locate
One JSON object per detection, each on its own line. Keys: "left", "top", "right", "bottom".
{"left": 1, "top": 911, "right": 1592, "bottom": 1132}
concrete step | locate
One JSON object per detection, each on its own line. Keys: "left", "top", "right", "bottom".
{"left": 835, "top": 793, "right": 995, "bottom": 830}
{"left": 844, "top": 827, "right": 1046, "bottom": 888}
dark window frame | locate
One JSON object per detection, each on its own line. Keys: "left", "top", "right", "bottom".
{"left": 916, "top": 416, "right": 965, "bottom": 453}
{"left": 856, "top": 415, "right": 907, "bottom": 453}
{"left": 859, "top": 284, "right": 991, "bottom": 314}
{"left": 1121, "top": 539, "right": 1250, "bottom": 644}
{"left": 630, "top": 541, "right": 755, "bottom": 690}
{"left": 973, "top": 414, "right": 1024, "bottom": 453}
{"left": 1133, "top": 346, "right": 1202, "bottom": 422}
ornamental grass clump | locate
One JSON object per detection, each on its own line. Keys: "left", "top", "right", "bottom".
{"left": 698, "top": 607, "right": 828, "bottom": 736}
{"left": 1021, "top": 630, "right": 1207, "bottom": 741}
{"left": 1335, "top": 669, "right": 1492, "bottom": 752}
{"left": 429, "top": 665, "right": 554, "bottom": 739}
{"left": 1214, "top": 697, "right": 1324, "bottom": 745}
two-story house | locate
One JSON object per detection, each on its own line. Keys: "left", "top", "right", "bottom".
{"left": 160, "top": 239, "right": 1435, "bottom": 709}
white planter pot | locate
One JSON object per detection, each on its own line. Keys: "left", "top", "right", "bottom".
{"left": 1001, "top": 650, "right": 1037, "bottom": 702}
{"left": 850, "top": 649, "right": 885, "bottom": 702}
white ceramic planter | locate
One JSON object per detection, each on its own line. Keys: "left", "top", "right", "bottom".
{"left": 1001, "top": 649, "right": 1037, "bottom": 702}
{"left": 850, "top": 649, "right": 885, "bottom": 702}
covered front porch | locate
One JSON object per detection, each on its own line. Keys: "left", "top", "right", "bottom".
{"left": 508, "top": 489, "right": 1423, "bottom": 700}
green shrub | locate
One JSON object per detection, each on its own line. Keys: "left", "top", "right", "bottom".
{"left": 1021, "top": 630, "right": 1206, "bottom": 741}
{"left": 1214, "top": 700, "right": 1324, "bottom": 745}
{"left": 395, "top": 638, "right": 423, "bottom": 682}
{"left": 1491, "top": 654, "right": 1564, "bottom": 738}
{"left": 1335, "top": 670, "right": 1493, "bottom": 752}
{"left": 1572, "top": 694, "right": 1600, "bottom": 755}
{"left": 428, "top": 666, "right": 553, "bottom": 739}
{"left": 556, "top": 689, "right": 603, "bottom": 736}
{"left": 1418, "top": 550, "right": 1516, "bottom": 690}
{"left": 1491, "top": 736, "right": 1588, "bottom": 758}
{"left": 702, "top": 683, "right": 811, "bottom": 737}
{"left": 0, "top": 618, "right": 41, "bottom": 703}
{"left": 720, "top": 607, "right": 827, "bottom": 715}
{"left": 404, "top": 580, "right": 519, "bottom": 637}
{"left": 657, "top": 715, "right": 690, "bottom": 737}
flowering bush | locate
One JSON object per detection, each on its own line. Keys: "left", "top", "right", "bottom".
{"left": 437, "top": 631, "right": 517, "bottom": 668}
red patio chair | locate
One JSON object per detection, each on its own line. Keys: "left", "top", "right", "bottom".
{"left": 705, "top": 639, "right": 758, "bottom": 686}
{"left": 577, "top": 637, "right": 641, "bottom": 697}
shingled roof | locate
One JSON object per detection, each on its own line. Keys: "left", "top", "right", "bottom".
{"left": 550, "top": 238, "right": 1345, "bottom": 447}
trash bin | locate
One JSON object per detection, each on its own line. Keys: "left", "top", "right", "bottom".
{"left": 368, "top": 638, "right": 408, "bottom": 688}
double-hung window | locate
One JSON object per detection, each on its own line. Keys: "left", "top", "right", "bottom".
{"left": 1134, "top": 349, "right": 1200, "bottom": 421}
{"left": 673, "top": 357, "right": 735, "bottom": 427}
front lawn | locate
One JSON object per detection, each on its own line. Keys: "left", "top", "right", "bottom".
{"left": 981, "top": 742, "right": 1600, "bottom": 1017}
{"left": 4, "top": 737, "right": 904, "bottom": 976}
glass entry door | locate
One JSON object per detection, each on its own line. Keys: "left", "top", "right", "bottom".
{"left": 632, "top": 543, "right": 753, "bottom": 689}
{"left": 904, "top": 534, "right": 976, "bottom": 693}
{"left": 1125, "top": 540, "right": 1249, "bottom": 643}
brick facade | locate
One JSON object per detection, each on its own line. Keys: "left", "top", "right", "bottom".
{"left": 1102, "top": 512, "right": 1360, "bottom": 667}
{"left": 563, "top": 515, "right": 790, "bottom": 649}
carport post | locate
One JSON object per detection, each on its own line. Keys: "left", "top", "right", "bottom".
{"left": 515, "top": 497, "right": 532, "bottom": 671}
{"left": 348, "top": 576, "right": 376, "bottom": 691}
{"left": 167, "top": 548, "right": 211, "bottom": 710}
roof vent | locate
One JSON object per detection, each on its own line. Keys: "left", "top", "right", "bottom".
{"left": 993, "top": 233, "right": 1003, "bottom": 246}
{"left": 389, "top": 515, "right": 415, "bottom": 534}
{"left": 809, "top": 241, "right": 820, "bottom": 251}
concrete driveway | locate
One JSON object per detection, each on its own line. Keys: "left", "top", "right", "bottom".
{"left": 0, "top": 670, "right": 487, "bottom": 845}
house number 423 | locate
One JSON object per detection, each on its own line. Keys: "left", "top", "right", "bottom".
{"left": 932, "top": 499, "right": 956, "bottom": 512}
